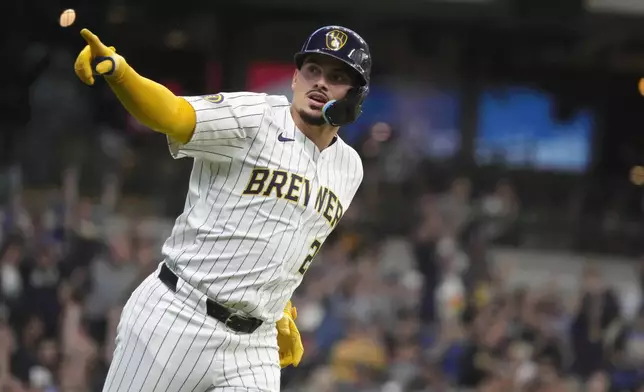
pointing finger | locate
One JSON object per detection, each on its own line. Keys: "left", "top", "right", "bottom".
{"left": 80, "top": 29, "right": 108, "bottom": 54}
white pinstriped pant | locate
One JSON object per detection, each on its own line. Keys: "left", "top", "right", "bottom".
{"left": 102, "top": 264, "right": 281, "bottom": 392}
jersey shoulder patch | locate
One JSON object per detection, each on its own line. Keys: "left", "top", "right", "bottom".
{"left": 200, "top": 91, "right": 270, "bottom": 107}
{"left": 203, "top": 93, "right": 225, "bottom": 104}
{"left": 202, "top": 92, "right": 289, "bottom": 111}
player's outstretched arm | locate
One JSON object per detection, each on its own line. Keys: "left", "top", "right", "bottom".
{"left": 74, "top": 29, "right": 196, "bottom": 144}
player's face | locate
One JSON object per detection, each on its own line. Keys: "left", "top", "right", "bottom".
{"left": 292, "top": 55, "right": 356, "bottom": 126}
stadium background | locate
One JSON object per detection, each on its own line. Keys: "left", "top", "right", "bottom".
{"left": 3, "top": 0, "right": 644, "bottom": 390}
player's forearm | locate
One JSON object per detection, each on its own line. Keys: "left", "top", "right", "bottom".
{"left": 106, "top": 65, "right": 196, "bottom": 144}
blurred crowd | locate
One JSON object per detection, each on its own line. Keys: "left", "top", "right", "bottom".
{"left": 0, "top": 126, "right": 643, "bottom": 392}
{"left": 281, "top": 143, "right": 644, "bottom": 392}
{"left": 0, "top": 178, "right": 160, "bottom": 392}
{"left": 0, "top": 42, "right": 643, "bottom": 392}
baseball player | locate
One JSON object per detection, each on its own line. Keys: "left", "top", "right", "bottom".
{"left": 73, "top": 25, "right": 371, "bottom": 391}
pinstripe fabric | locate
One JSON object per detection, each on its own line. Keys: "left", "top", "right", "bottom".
{"left": 103, "top": 91, "right": 363, "bottom": 391}
{"left": 102, "top": 264, "right": 280, "bottom": 392}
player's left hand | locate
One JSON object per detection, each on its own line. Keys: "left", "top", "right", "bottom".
{"left": 276, "top": 301, "right": 303, "bottom": 368}
{"left": 74, "top": 28, "right": 126, "bottom": 85}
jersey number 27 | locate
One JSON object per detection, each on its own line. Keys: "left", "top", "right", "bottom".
{"left": 298, "top": 239, "right": 322, "bottom": 275}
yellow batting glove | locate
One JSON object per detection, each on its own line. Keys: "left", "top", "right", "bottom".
{"left": 74, "top": 28, "right": 126, "bottom": 85}
{"left": 276, "top": 301, "right": 304, "bottom": 368}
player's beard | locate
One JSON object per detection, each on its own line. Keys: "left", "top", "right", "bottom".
{"left": 298, "top": 108, "right": 327, "bottom": 126}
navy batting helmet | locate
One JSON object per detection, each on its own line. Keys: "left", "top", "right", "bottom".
{"left": 294, "top": 25, "right": 372, "bottom": 127}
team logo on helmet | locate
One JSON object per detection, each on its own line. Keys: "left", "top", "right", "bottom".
{"left": 325, "top": 30, "right": 348, "bottom": 51}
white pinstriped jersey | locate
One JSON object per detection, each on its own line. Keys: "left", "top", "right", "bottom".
{"left": 162, "top": 91, "right": 363, "bottom": 323}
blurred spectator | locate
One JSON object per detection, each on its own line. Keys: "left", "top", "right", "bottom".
{"left": 329, "top": 320, "right": 387, "bottom": 390}
{"left": 60, "top": 300, "right": 99, "bottom": 392}
{"left": 435, "top": 238, "right": 466, "bottom": 324}
{"left": 83, "top": 234, "right": 139, "bottom": 346}
{"left": 387, "top": 339, "right": 422, "bottom": 389}
{"left": 570, "top": 266, "right": 622, "bottom": 381}
{"left": 608, "top": 307, "right": 644, "bottom": 391}
{"left": 1, "top": 196, "right": 34, "bottom": 243}
{"left": 406, "top": 359, "right": 449, "bottom": 392}
{"left": 72, "top": 199, "right": 104, "bottom": 242}
{"left": 461, "top": 220, "right": 495, "bottom": 307}
{"left": 585, "top": 371, "right": 610, "bottom": 392}
{"left": 0, "top": 237, "right": 25, "bottom": 305}
{"left": 639, "top": 257, "right": 644, "bottom": 301}
{"left": 480, "top": 179, "right": 521, "bottom": 245}
{"left": 525, "top": 354, "right": 569, "bottom": 392}
{"left": 0, "top": 321, "right": 17, "bottom": 389}
{"left": 22, "top": 246, "right": 63, "bottom": 337}
{"left": 457, "top": 309, "right": 509, "bottom": 388}
{"left": 10, "top": 314, "right": 46, "bottom": 386}
{"left": 414, "top": 193, "right": 443, "bottom": 325}
{"left": 438, "top": 177, "right": 472, "bottom": 238}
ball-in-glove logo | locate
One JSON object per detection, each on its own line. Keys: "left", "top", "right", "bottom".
{"left": 325, "top": 30, "right": 348, "bottom": 51}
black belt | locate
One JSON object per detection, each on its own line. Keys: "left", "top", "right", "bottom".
{"left": 158, "top": 263, "right": 263, "bottom": 334}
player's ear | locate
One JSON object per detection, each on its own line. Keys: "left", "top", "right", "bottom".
{"left": 291, "top": 69, "right": 298, "bottom": 90}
